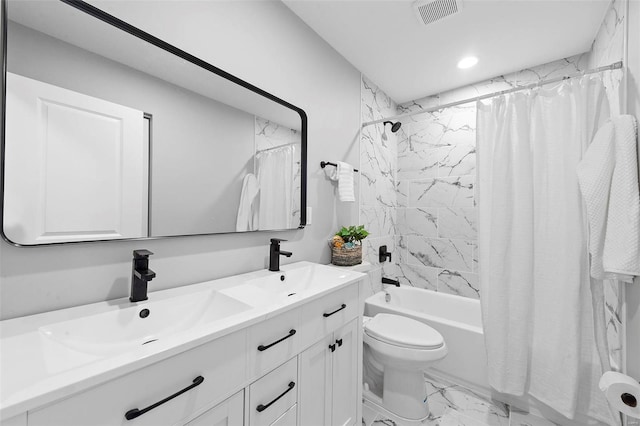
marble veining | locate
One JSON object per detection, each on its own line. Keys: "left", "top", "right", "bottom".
{"left": 362, "top": 205, "right": 397, "bottom": 238}
{"left": 437, "top": 207, "right": 477, "bottom": 240}
{"left": 254, "top": 117, "right": 299, "bottom": 151}
{"left": 407, "top": 236, "right": 473, "bottom": 272}
{"left": 409, "top": 177, "right": 474, "bottom": 208}
{"left": 425, "top": 376, "right": 509, "bottom": 426}
{"left": 397, "top": 208, "right": 438, "bottom": 237}
{"left": 438, "top": 270, "right": 480, "bottom": 299}
{"left": 362, "top": 373, "right": 548, "bottom": 426}
{"left": 395, "top": 263, "right": 439, "bottom": 291}
{"left": 588, "top": 0, "right": 625, "bottom": 69}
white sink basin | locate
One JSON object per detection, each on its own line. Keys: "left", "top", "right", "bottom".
{"left": 220, "top": 263, "right": 357, "bottom": 306}
{"left": 39, "top": 290, "right": 252, "bottom": 357}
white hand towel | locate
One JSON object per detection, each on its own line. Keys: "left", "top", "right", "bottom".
{"left": 236, "top": 173, "right": 259, "bottom": 232}
{"left": 577, "top": 115, "right": 640, "bottom": 283}
{"left": 329, "top": 161, "right": 355, "bottom": 202}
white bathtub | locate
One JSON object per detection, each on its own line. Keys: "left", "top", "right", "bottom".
{"left": 364, "top": 286, "right": 490, "bottom": 395}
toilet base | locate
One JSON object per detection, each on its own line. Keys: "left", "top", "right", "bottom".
{"left": 382, "top": 365, "right": 430, "bottom": 420}
{"left": 363, "top": 389, "right": 429, "bottom": 425}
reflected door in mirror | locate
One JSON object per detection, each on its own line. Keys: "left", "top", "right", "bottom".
{"left": 3, "top": 72, "right": 149, "bottom": 244}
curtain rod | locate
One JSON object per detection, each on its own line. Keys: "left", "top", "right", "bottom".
{"left": 362, "top": 60, "right": 624, "bottom": 128}
{"left": 256, "top": 142, "right": 298, "bottom": 154}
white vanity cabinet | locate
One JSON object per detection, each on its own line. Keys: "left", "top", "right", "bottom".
{"left": 16, "top": 280, "right": 362, "bottom": 426}
{"left": 28, "top": 330, "right": 248, "bottom": 426}
{"left": 298, "top": 319, "right": 359, "bottom": 426}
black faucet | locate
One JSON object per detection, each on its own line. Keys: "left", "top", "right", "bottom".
{"left": 269, "top": 238, "right": 292, "bottom": 272}
{"left": 130, "top": 249, "right": 156, "bottom": 302}
{"left": 382, "top": 277, "right": 400, "bottom": 287}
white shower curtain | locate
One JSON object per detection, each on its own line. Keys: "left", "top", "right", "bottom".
{"left": 477, "top": 76, "right": 616, "bottom": 424}
{"left": 256, "top": 145, "right": 295, "bottom": 230}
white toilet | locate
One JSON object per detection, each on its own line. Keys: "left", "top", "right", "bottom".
{"left": 363, "top": 313, "right": 447, "bottom": 422}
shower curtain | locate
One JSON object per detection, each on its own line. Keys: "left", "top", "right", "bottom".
{"left": 477, "top": 76, "right": 617, "bottom": 424}
{"left": 255, "top": 144, "right": 295, "bottom": 230}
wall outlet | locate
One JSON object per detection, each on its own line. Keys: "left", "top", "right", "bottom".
{"left": 306, "top": 207, "right": 312, "bottom": 225}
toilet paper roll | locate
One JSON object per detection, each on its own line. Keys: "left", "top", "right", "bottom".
{"left": 599, "top": 371, "right": 640, "bottom": 419}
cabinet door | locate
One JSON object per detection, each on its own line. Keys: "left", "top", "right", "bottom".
{"left": 297, "top": 334, "right": 333, "bottom": 426}
{"left": 331, "top": 319, "right": 359, "bottom": 426}
{"left": 186, "top": 391, "right": 243, "bottom": 426}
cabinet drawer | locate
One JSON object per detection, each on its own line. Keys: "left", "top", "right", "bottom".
{"left": 185, "top": 390, "right": 243, "bottom": 426}
{"left": 249, "top": 358, "right": 297, "bottom": 426}
{"left": 270, "top": 404, "right": 296, "bottom": 426}
{"left": 298, "top": 283, "right": 358, "bottom": 350}
{"left": 28, "top": 330, "right": 247, "bottom": 426}
{"left": 248, "top": 308, "right": 299, "bottom": 379}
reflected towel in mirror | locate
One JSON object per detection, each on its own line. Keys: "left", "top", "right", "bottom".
{"left": 236, "top": 174, "right": 260, "bottom": 232}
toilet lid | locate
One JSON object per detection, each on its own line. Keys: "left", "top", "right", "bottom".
{"left": 364, "top": 313, "right": 444, "bottom": 349}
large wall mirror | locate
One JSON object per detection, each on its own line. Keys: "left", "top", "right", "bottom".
{"left": 1, "top": 0, "right": 307, "bottom": 246}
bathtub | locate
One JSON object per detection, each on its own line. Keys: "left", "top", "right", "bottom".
{"left": 364, "top": 286, "right": 490, "bottom": 395}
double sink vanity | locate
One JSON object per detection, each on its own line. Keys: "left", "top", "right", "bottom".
{"left": 0, "top": 262, "right": 366, "bottom": 426}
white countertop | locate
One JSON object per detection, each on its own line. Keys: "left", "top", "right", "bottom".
{"left": 0, "top": 261, "right": 365, "bottom": 420}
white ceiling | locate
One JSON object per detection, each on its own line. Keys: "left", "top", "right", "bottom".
{"left": 282, "top": 0, "right": 611, "bottom": 104}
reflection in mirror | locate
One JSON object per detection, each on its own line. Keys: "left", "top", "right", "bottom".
{"left": 1, "top": 0, "right": 306, "bottom": 245}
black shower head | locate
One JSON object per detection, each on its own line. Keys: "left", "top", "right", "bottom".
{"left": 384, "top": 121, "right": 402, "bottom": 133}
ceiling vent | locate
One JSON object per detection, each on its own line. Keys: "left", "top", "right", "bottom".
{"left": 413, "top": 0, "right": 463, "bottom": 26}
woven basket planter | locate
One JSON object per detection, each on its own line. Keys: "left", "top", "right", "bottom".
{"left": 331, "top": 245, "right": 362, "bottom": 266}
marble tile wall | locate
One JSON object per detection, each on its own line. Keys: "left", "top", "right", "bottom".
{"left": 360, "top": 75, "right": 399, "bottom": 297}
{"left": 392, "top": 102, "right": 479, "bottom": 298}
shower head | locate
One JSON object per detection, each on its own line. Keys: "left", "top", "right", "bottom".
{"left": 384, "top": 121, "right": 402, "bottom": 133}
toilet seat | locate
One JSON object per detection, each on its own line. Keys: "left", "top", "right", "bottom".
{"left": 364, "top": 313, "right": 444, "bottom": 350}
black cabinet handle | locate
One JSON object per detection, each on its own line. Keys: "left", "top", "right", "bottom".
{"left": 256, "top": 381, "right": 295, "bottom": 413}
{"left": 336, "top": 338, "right": 343, "bottom": 347}
{"left": 125, "top": 376, "right": 204, "bottom": 420}
{"left": 329, "top": 343, "right": 336, "bottom": 352}
{"left": 257, "top": 329, "right": 296, "bottom": 351}
{"left": 323, "top": 304, "right": 347, "bottom": 318}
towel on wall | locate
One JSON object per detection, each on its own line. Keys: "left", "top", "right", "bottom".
{"left": 329, "top": 161, "right": 355, "bottom": 202}
{"left": 577, "top": 114, "right": 640, "bottom": 283}
{"left": 235, "top": 173, "right": 259, "bottom": 232}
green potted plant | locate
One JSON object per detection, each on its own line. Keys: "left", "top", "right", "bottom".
{"left": 330, "top": 225, "right": 369, "bottom": 266}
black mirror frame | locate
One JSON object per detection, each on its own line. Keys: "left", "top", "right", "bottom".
{"left": 0, "top": 0, "right": 307, "bottom": 247}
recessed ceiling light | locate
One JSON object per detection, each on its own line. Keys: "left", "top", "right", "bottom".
{"left": 457, "top": 56, "right": 478, "bottom": 69}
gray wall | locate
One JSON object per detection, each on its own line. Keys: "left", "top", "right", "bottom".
{"left": 7, "top": 21, "right": 255, "bottom": 236}
{"left": 0, "top": 1, "right": 361, "bottom": 319}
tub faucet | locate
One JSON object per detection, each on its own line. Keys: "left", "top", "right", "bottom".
{"left": 382, "top": 277, "right": 400, "bottom": 287}
{"left": 381, "top": 277, "right": 399, "bottom": 302}
{"left": 269, "top": 238, "right": 292, "bottom": 272}
{"left": 130, "top": 249, "right": 156, "bottom": 303}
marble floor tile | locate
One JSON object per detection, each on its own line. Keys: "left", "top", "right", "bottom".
{"left": 439, "top": 409, "right": 491, "bottom": 426}
{"left": 508, "top": 410, "right": 558, "bottom": 426}
{"left": 425, "top": 376, "right": 509, "bottom": 426}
